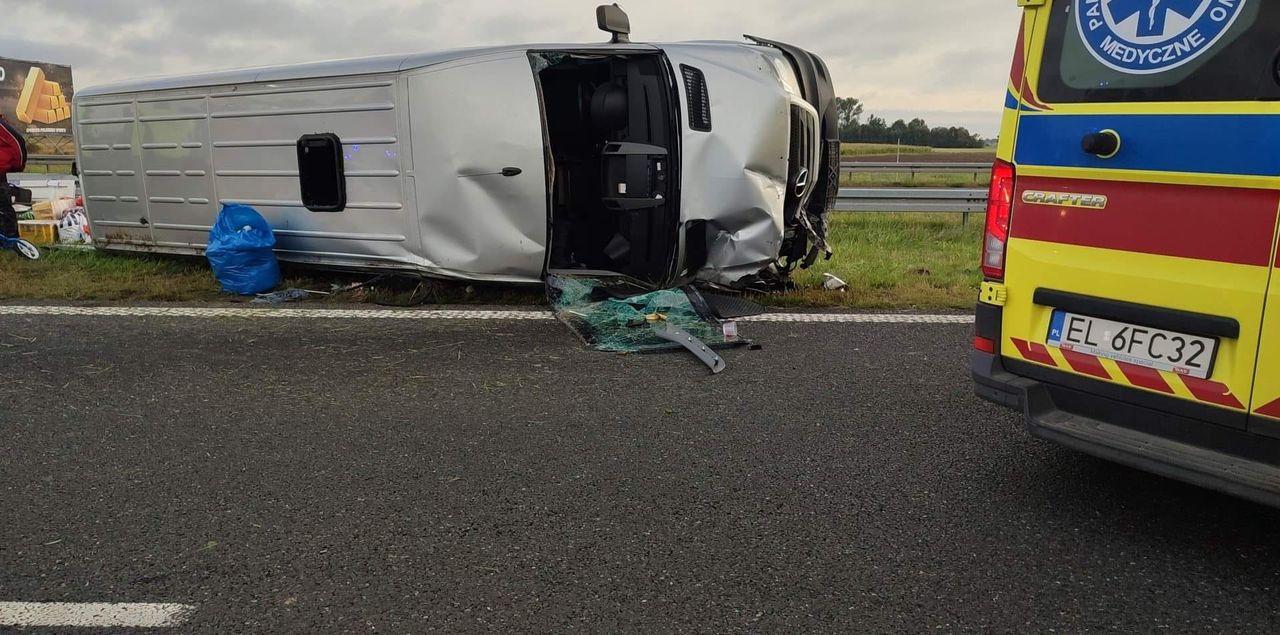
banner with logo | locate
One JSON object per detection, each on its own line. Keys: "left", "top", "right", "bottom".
{"left": 1075, "top": 0, "right": 1250, "bottom": 75}
{"left": 0, "top": 57, "right": 75, "bottom": 156}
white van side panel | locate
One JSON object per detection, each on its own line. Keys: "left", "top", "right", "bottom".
{"left": 76, "top": 74, "right": 422, "bottom": 271}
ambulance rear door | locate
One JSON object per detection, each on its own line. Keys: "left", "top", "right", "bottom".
{"left": 1001, "top": 0, "right": 1280, "bottom": 429}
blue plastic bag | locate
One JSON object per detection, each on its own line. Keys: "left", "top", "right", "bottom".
{"left": 206, "top": 204, "right": 281, "bottom": 295}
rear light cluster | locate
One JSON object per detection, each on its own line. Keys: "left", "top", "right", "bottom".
{"left": 972, "top": 335, "right": 997, "bottom": 354}
{"left": 981, "top": 160, "right": 1016, "bottom": 280}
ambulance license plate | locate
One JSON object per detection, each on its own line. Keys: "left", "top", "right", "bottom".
{"left": 1047, "top": 311, "right": 1218, "bottom": 380}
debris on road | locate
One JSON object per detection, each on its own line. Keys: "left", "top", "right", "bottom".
{"left": 547, "top": 274, "right": 758, "bottom": 373}
{"left": 251, "top": 288, "right": 327, "bottom": 305}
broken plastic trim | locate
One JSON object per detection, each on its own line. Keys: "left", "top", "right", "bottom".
{"left": 546, "top": 273, "right": 749, "bottom": 372}
{"left": 652, "top": 322, "right": 725, "bottom": 374}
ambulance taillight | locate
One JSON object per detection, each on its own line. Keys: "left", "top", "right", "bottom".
{"left": 981, "top": 160, "right": 1015, "bottom": 280}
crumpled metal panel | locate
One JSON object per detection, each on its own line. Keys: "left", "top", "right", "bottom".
{"left": 658, "top": 43, "right": 796, "bottom": 286}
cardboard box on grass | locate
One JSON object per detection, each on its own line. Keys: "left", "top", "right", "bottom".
{"left": 30, "top": 198, "right": 74, "bottom": 221}
{"left": 18, "top": 220, "right": 57, "bottom": 245}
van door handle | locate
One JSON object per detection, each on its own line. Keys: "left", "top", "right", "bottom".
{"left": 458, "top": 167, "right": 523, "bottom": 178}
{"left": 1082, "top": 130, "right": 1121, "bottom": 159}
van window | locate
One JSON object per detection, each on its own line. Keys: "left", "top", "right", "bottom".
{"left": 297, "top": 133, "right": 347, "bottom": 212}
{"left": 1038, "top": 0, "right": 1280, "bottom": 103}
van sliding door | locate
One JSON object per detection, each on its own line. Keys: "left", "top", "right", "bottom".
{"left": 76, "top": 98, "right": 155, "bottom": 246}
{"left": 405, "top": 55, "right": 548, "bottom": 279}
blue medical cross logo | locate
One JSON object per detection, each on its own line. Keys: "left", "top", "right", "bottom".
{"left": 1108, "top": 0, "right": 1204, "bottom": 38}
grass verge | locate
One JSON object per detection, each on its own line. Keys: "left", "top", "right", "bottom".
{"left": 0, "top": 214, "right": 982, "bottom": 311}
{"left": 18, "top": 164, "right": 74, "bottom": 175}
{"left": 840, "top": 143, "right": 934, "bottom": 156}
{"left": 0, "top": 249, "right": 545, "bottom": 306}
{"left": 779, "top": 213, "right": 981, "bottom": 310}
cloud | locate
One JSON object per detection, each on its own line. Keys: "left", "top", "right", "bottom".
{"left": 5, "top": 0, "right": 1021, "bottom": 135}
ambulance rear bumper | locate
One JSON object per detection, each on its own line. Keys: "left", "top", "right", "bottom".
{"left": 973, "top": 304, "right": 1280, "bottom": 509}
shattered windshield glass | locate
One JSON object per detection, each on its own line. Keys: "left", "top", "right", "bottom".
{"left": 546, "top": 274, "right": 762, "bottom": 373}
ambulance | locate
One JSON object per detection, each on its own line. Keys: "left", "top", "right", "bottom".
{"left": 972, "top": 0, "right": 1280, "bottom": 505}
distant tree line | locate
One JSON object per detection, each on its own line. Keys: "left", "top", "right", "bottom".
{"left": 835, "top": 97, "right": 985, "bottom": 149}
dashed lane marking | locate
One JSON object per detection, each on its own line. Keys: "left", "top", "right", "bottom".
{"left": 0, "top": 602, "right": 195, "bottom": 628}
{"left": 0, "top": 305, "right": 973, "bottom": 324}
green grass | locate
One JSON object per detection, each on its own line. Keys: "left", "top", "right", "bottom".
{"left": 840, "top": 144, "right": 993, "bottom": 157}
{"left": 841, "top": 143, "right": 934, "bottom": 156}
{"left": 19, "top": 164, "right": 74, "bottom": 175}
{"left": 0, "top": 249, "right": 545, "bottom": 306}
{"left": 0, "top": 214, "right": 983, "bottom": 311}
{"left": 775, "top": 213, "right": 982, "bottom": 310}
{"left": 0, "top": 249, "right": 226, "bottom": 302}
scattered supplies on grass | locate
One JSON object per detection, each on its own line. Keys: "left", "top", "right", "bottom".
{"left": 18, "top": 220, "right": 56, "bottom": 246}
{"left": 30, "top": 197, "right": 76, "bottom": 221}
{"left": 56, "top": 209, "right": 90, "bottom": 244}
{"left": 547, "top": 274, "right": 762, "bottom": 373}
{"left": 205, "top": 204, "right": 281, "bottom": 295}
{"left": 823, "top": 273, "right": 849, "bottom": 292}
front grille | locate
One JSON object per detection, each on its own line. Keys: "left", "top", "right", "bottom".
{"left": 786, "top": 104, "right": 819, "bottom": 222}
{"left": 807, "top": 140, "right": 840, "bottom": 216}
{"left": 681, "top": 65, "right": 712, "bottom": 132}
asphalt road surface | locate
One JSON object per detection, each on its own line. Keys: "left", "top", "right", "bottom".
{"left": 3, "top": 311, "right": 1280, "bottom": 633}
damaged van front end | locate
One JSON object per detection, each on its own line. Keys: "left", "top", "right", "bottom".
{"left": 534, "top": 39, "right": 837, "bottom": 291}
{"left": 663, "top": 40, "right": 837, "bottom": 289}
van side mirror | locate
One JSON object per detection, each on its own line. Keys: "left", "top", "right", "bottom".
{"left": 597, "top": 4, "right": 631, "bottom": 43}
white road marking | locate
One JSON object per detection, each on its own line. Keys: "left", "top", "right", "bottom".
{"left": 741, "top": 313, "right": 973, "bottom": 324}
{"left": 0, "top": 305, "right": 972, "bottom": 324}
{"left": 0, "top": 602, "right": 195, "bottom": 628}
{"left": 0, "top": 306, "right": 551, "bottom": 320}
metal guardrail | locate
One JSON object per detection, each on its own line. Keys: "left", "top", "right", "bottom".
{"left": 837, "top": 161, "right": 992, "bottom": 222}
{"left": 835, "top": 187, "right": 988, "bottom": 225}
{"left": 28, "top": 154, "right": 75, "bottom": 164}
{"left": 841, "top": 161, "right": 990, "bottom": 173}
{"left": 21, "top": 152, "right": 75, "bottom": 175}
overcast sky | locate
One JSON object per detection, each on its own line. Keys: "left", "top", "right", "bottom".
{"left": 7, "top": 0, "right": 1021, "bottom": 136}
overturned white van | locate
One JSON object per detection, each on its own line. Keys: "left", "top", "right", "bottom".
{"left": 73, "top": 6, "right": 837, "bottom": 288}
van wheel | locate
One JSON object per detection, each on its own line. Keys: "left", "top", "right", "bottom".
{"left": 14, "top": 239, "right": 40, "bottom": 260}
